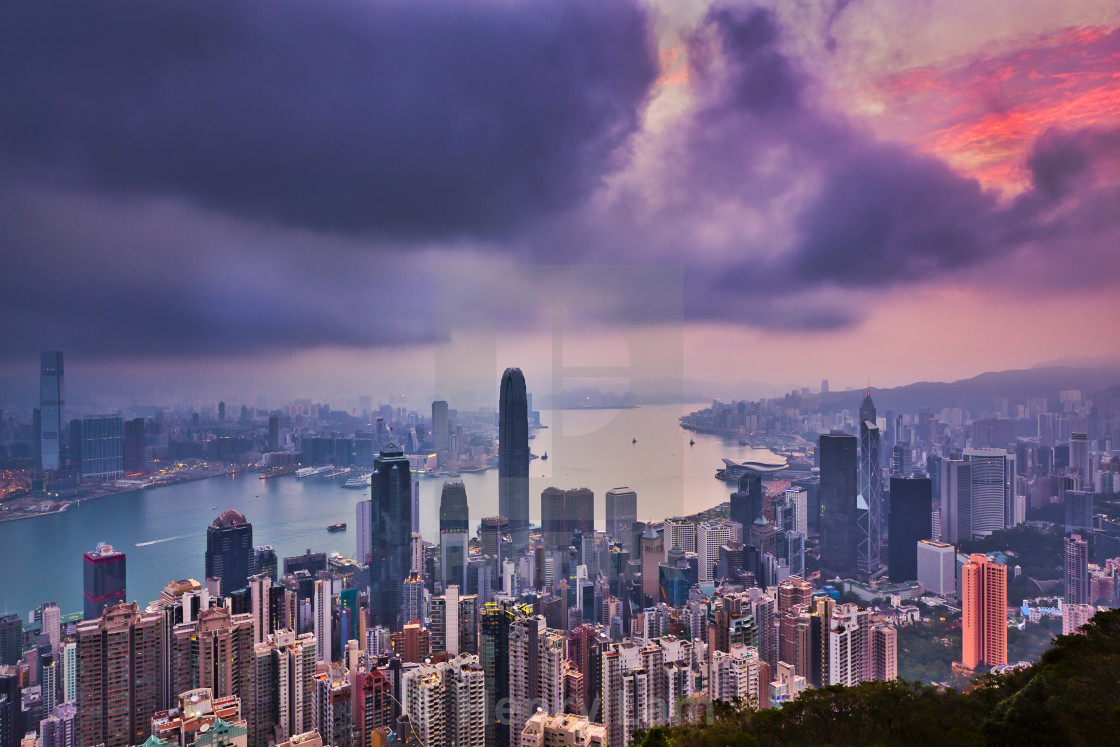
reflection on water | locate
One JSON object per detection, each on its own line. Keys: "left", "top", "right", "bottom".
{"left": 0, "top": 404, "right": 775, "bottom": 616}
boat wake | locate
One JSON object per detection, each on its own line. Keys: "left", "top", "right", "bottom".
{"left": 135, "top": 533, "right": 194, "bottom": 547}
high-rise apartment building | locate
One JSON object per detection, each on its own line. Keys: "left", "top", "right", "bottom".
{"left": 605, "top": 488, "right": 637, "bottom": 552}
{"left": 868, "top": 624, "right": 898, "bottom": 681}
{"left": 819, "top": 433, "right": 858, "bottom": 574}
{"left": 1064, "top": 534, "right": 1089, "bottom": 606}
{"left": 400, "top": 655, "right": 486, "bottom": 747}
{"left": 83, "top": 542, "right": 126, "bottom": 620}
{"left": 887, "top": 476, "right": 932, "bottom": 582}
{"left": 369, "top": 444, "right": 412, "bottom": 630}
{"left": 508, "top": 612, "right": 545, "bottom": 747}
{"left": 75, "top": 602, "right": 164, "bottom": 747}
{"left": 480, "top": 603, "right": 514, "bottom": 747}
{"left": 169, "top": 607, "right": 256, "bottom": 738}
{"left": 857, "top": 393, "right": 883, "bottom": 574}
{"left": 499, "top": 368, "right": 530, "bottom": 554}
{"left": 205, "top": 509, "right": 254, "bottom": 597}
{"left": 828, "top": 603, "right": 869, "bottom": 687}
{"left": 252, "top": 630, "right": 317, "bottom": 745}
{"left": 961, "top": 554, "right": 1007, "bottom": 670}
{"left": 80, "top": 415, "right": 124, "bottom": 482}
{"left": 39, "top": 351, "right": 64, "bottom": 472}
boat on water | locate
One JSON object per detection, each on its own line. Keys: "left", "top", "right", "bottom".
{"left": 343, "top": 475, "right": 369, "bottom": 489}
{"left": 632, "top": 438, "right": 637, "bottom": 444}
{"left": 689, "top": 439, "right": 695, "bottom": 446}
{"left": 541, "top": 452, "right": 548, "bottom": 461}
{"left": 328, "top": 523, "right": 346, "bottom": 532}
{"left": 295, "top": 466, "right": 333, "bottom": 479}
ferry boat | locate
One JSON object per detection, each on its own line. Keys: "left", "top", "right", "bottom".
{"left": 328, "top": 523, "right": 346, "bottom": 532}
{"left": 343, "top": 475, "right": 369, "bottom": 489}
{"left": 295, "top": 466, "right": 333, "bottom": 479}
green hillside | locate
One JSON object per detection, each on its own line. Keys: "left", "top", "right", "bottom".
{"left": 633, "top": 609, "right": 1120, "bottom": 746}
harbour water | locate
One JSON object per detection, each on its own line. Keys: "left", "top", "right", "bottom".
{"left": 0, "top": 404, "right": 782, "bottom": 617}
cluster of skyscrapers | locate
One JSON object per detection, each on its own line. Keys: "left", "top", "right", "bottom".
{"left": 8, "top": 366, "right": 1119, "bottom": 747}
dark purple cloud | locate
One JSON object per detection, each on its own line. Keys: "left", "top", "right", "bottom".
{"left": 0, "top": 0, "right": 656, "bottom": 239}
{"left": 1, "top": 0, "right": 1117, "bottom": 369}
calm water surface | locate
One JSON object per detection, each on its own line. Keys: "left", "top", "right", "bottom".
{"left": 0, "top": 404, "right": 779, "bottom": 617}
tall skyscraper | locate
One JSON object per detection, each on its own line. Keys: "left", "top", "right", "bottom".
{"left": 540, "top": 487, "right": 594, "bottom": 551}
{"left": 75, "top": 602, "right": 164, "bottom": 747}
{"left": 605, "top": 488, "right": 638, "bottom": 551}
{"left": 123, "top": 417, "right": 145, "bottom": 473}
{"left": 961, "top": 554, "right": 1007, "bottom": 670}
{"left": 887, "top": 476, "right": 932, "bottom": 582}
{"left": 962, "top": 448, "right": 1018, "bottom": 536}
{"left": 498, "top": 368, "right": 530, "bottom": 555}
{"left": 268, "top": 415, "right": 280, "bottom": 453}
{"left": 1069, "top": 432, "right": 1091, "bottom": 488}
{"left": 0, "top": 615, "right": 22, "bottom": 667}
{"left": 1064, "top": 534, "right": 1089, "bottom": 606}
{"left": 819, "top": 433, "right": 858, "bottom": 574}
{"left": 440, "top": 480, "right": 469, "bottom": 591}
{"left": 206, "top": 509, "right": 254, "bottom": 597}
{"left": 730, "top": 473, "right": 763, "bottom": 531}
{"left": 1064, "top": 490, "right": 1093, "bottom": 533}
{"left": 39, "top": 351, "right": 64, "bottom": 472}
{"left": 81, "top": 415, "right": 124, "bottom": 482}
{"left": 369, "top": 443, "right": 412, "bottom": 630}
{"left": 83, "top": 542, "right": 126, "bottom": 620}
{"left": 857, "top": 392, "right": 882, "bottom": 574}
{"left": 431, "top": 400, "right": 450, "bottom": 456}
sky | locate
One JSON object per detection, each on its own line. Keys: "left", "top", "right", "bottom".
{"left": 1, "top": 0, "right": 1118, "bottom": 410}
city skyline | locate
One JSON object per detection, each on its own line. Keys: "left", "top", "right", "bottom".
{"left": 1, "top": 0, "right": 1118, "bottom": 407}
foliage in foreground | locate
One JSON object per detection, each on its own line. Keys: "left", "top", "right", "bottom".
{"left": 634, "top": 609, "right": 1120, "bottom": 747}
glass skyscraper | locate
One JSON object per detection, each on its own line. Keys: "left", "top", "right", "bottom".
{"left": 857, "top": 392, "right": 882, "bottom": 574}
{"left": 440, "top": 480, "right": 469, "bottom": 591}
{"left": 369, "top": 443, "right": 413, "bottom": 630}
{"left": 498, "top": 368, "right": 529, "bottom": 554}
{"left": 80, "top": 415, "right": 124, "bottom": 482}
{"left": 819, "top": 433, "right": 858, "bottom": 574}
{"left": 205, "top": 509, "right": 253, "bottom": 597}
{"left": 39, "top": 351, "right": 64, "bottom": 471}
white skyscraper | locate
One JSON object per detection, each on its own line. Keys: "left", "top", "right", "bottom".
{"left": 697, "top": 519, "right": 741, "bottom": 582}
{"left": 917, "top": 540, "right": 957, "bottom": 596}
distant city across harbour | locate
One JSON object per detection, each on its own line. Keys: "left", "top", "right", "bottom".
{"left": 0, "top": 404, "right": 789, "bottom": 618}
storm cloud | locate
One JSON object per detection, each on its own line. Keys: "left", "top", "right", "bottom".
{"left": 0, "top": 0, "right": 1117, "bottom": 376}
{"left": 0, "top": 0, "right": 657, "bottom": 239}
